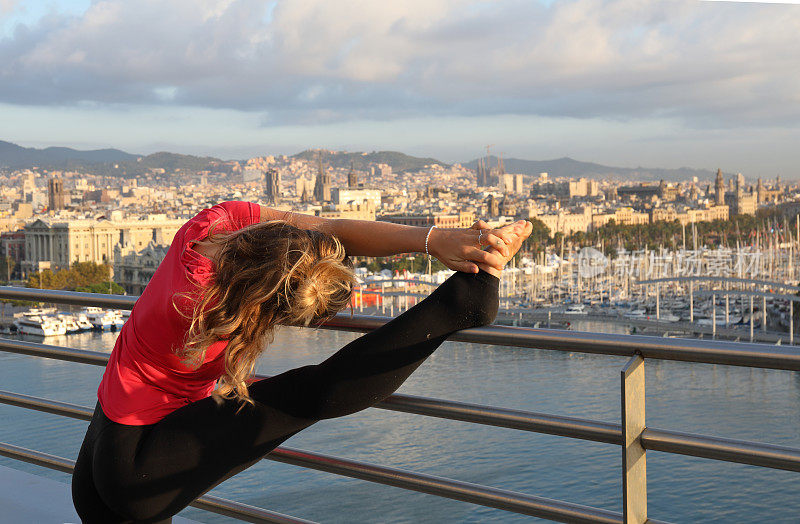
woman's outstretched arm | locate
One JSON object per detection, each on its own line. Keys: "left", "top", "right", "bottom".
{"left": 260, "top": 204, "right": 526, "bottom": 273}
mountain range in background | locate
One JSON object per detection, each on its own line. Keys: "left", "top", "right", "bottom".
{"left": 0, "top": 139, "right": 730, "bottom": 183}
{"left": 0, "top": 140, "right": 138, "bottom": 167}
{"left": 0, "top": 140, "right": 225, "bottom": 176}
{"left": 462, "top": 156, "right": 724, "bottom": 183}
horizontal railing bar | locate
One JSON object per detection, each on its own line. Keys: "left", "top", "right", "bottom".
{"left": 0, "top": 442, "right": 315, "bottom": 524}
{"left": 377, "top": 393, "right": 623, "bottom": 445}
{"left": 0, "top": 395, "right": 622, "bottom": 523}
{"left": 3, "top": 389, "right": 799, "bottom": 477}
{"left": 0, "top": 286, "right": 137, "bottom": 309}
{"left": 0, "top": 390, "right": 93, "bottom": 421}
{"left": 267, "top": 446, "right": 623, "bottom": 524}
{"left": 441, "top": 324, "right": 800, "bottom": 371}
{"left": 190, "top": 494, "right": 317, "bottom": 524}
{"left": 0, "top": 337, "right": 109, "bottom": 366}
{"left": 3, "top": 287, "right": 800, "bottom": 370}
{"left": 641, "top": 428, "right": 800, "bottom": 473}
{"left": 0, "top": 441, "right": 74, "bottom": 474}
{"left": 324, "top": 315, "right": 800, "bottom": 371}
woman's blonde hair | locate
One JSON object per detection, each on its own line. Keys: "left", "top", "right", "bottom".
{"left": 177, "top": 220, "right": 355, "bottom": 403}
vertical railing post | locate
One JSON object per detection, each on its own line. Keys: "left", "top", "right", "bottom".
{"left": 621, "top": 354, "right": 647, "bottom": 523}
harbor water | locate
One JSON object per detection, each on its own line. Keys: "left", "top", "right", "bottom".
{"left": 0, "top": 322, "right": 798, "bottom": 523}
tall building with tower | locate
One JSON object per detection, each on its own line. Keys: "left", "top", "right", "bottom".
{"left": 314, "top": 154, "right": 332, "bottom": 202}
{"left": 347, "top": 162, "right": 358, "bottom": 188}
{"left": 264, "top": 168, "right": 281, "bottom": 204}
{"left": 47, "top": 177, "right": 65, "bottom": 211}
{"left": 714, "top": 168, "right": 725, "bottom": 206}
{"left": 476, "top": 158, "right": 490, "bottom": 186}
{"left": 476, "top": 156, "right": 507, "bottom": 187}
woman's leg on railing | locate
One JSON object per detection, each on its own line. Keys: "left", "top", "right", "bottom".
{"left": 76, "top": 270, "right": 498, "bottom": 522}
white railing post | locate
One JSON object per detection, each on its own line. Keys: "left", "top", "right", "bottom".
{"left": 622, "top": 354, "right": 647, "bottom": 524}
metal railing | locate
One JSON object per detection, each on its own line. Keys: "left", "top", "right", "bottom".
{"left": 1, "top": 286, "right": 800, "bottom": 523}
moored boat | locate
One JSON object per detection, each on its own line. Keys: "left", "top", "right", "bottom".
{"left": 81, "top": 307, "right": 116, "bottom": 331}
{"left": 56, "top": 313, "right": 82, "bottom": 334}
{"left": 14, "top": 315, "right": 67, "bottom": 337}
{"left": 75, "top": 313, "right": 93, "bottom": 331}
{"left": 564, "top": 304, "right": 587, "bottom": 315}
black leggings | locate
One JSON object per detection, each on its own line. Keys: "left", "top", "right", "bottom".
{"left": 72, "top": 270, "right": 499, "bottom": 523}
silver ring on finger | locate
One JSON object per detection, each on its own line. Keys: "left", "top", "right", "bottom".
{"left": 477, "top": 230, "right": 484, "bottom": 246}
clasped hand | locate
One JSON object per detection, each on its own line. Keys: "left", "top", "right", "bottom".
{"left": 427, "top": 220, "right": 528, "bottom": 274}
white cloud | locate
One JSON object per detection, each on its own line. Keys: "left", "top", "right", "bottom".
{"left": 0, "top": 0, "right": 798, "bottom": 129}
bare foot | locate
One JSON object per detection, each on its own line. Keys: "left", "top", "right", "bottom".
{"left": 478, "top": 221, "right": 533, "bottom": 277}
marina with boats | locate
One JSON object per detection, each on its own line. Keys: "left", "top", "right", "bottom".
{"left": 349, "top": 236, "right": 800, "bottom": 345}
{"left": 0, "top": 306, "right": 128, "bottom": 336}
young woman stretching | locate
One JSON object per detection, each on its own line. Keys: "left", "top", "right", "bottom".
{"left": 71, "top": 200, "right": 532, "bottom": 523}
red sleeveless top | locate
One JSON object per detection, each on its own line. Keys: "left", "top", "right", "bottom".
{"left": 98, "top": 201, "right": 261, "bottom": 425}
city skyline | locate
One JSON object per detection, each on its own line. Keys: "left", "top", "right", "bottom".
{"left": 1, "top": 1, "right": 799, "bottom": 177}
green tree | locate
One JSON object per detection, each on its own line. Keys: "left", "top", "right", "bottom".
{"left": 67, "top": 262, "right": 112, "bottom": 288}
{"left": 25, "top": 262, "right": 120, "bottom": 294}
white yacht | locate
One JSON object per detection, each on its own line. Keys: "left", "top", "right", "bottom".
{"left": 14, "top": 315, "right": 67, "bottom": 337}
{"left": 697, "top": 318, "right": 728, "bottom": 327}
{"left": 565, "top": 304, "right": 587, "bottom": 315}
{"left": 111, "top": 310, "right": 126, "bottom": 330}
{"left": 657, "top": 312, "right": 681, "bottom": 323}
{"left": 81, "top": 307, "right": 116, "bottom": 331}
{"left": 624, "top": 308, "right": 648, "bottom": 320}
{"left": 26, "top": 307, "right": 57, "bottom": 316}
{"left": 75, "top": 313, "right": 93, "bottom": 331}
{"left": 56, "top": 313, "right": 82, "bottom": 334}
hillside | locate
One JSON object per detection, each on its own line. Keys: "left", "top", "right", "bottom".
{"left": 0, "top": 140, "right": 137, "bottom": 169}
{"left": 124, "top": 152, "right": 224, "bottom": 175}
{"left": 292, "top": 149, "right": 446, "bottom": 173}
{"left": 0, "top": 140, "right": 226, "bottom": 176}
{"left": 463, "top": 156, "right": 721, "bottom": 182}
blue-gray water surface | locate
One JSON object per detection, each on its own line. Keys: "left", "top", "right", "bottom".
{"left": 1, "top": 322, "right": 798, "bottom": 523}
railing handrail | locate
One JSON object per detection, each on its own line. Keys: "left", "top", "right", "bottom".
{"left": 0, "top": 286, "right": 138, "bottom": 309}
{"left": 3, "top": 286, "right": 800, "bottom": 370}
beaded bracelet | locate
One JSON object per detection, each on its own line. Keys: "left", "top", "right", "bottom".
{"left": 425, "top": 225, "right": 436, "bottom": 256}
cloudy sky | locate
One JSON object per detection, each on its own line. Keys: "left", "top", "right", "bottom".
{"left": 1, "top": 0, "right": 799, "bottom": 177}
